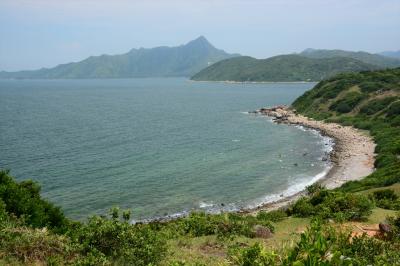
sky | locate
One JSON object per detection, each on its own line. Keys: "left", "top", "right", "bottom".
{"left": 0, "top": 0, "right": 399, "bottom": 71}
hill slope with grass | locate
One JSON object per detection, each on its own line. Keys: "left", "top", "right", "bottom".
{"left": 191, "top": 55, "right": 378, "bottom": 82}
{"left": 0, "top": 36, "right": 238, "bottom": 79}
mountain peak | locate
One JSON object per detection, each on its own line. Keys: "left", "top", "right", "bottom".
{"left": 186, "top": 36, "right": 213, "bottom": 48}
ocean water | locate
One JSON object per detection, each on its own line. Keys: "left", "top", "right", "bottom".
{"left": 0, "top": 78, "right": 331, "bottom": 220}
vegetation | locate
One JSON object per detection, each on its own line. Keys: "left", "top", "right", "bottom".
{"left": 300, "top": 48, "right": 400, "bottom": 68}
{"left": 2, "top": 68, "right": 400, "bottom": 264}
{"left": 191, "top": 55, "right": 378, "bottom": 82}
{"left": 0, "top": 36, "right": 238, "bottom": 79}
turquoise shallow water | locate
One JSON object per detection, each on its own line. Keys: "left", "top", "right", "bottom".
{"left": 0, "top": 78, "right": 331, "bottom": 220}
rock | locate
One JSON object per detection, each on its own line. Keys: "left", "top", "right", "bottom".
{"left": 379, "top": 223, "right": 391, "bottom": 233}
{"left": 253, "top": 225, "right": 273, "bottom": 239}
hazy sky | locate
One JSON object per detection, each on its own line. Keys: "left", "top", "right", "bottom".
{"left": 1, "top": 0, "right": 399, "bottom": 71}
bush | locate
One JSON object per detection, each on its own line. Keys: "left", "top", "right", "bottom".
{"left": 228, "top": 242, "right": 277, "bottom": 266}
{"left": 329, "top": 91, "right": 366, "bottom": 113}
{"left": 371, "top": 189, "right": 400, "bottom": 210}
{"left": 256, "top": 210, "right": 287, "bottom": 222}
{"left": 180, "top": 212, "right": 274, "bottom": 239}
{"left": 387, "top": 101, "right": 400, "bottom": 117}
{"left": 360, "top": 97, "right": 398, "bottom": 115}
{"left": 289, "top": 190, "right": 373, "bottom": 221}
{"left": 0, "top": 170, "right": 67, "bottom": 231}
{"left": 72, "top": 212, "right": 167, "bottom": 266}
{"left": 373, "top": 189, "right": 398, "bottom": 201}
{"left": 290, "top": 197, "right": 315, "bottom": 217}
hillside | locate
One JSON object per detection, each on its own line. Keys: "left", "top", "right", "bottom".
{"left": 191, "top": 54, "right": 378, "bottom": 82}
{"left": 300, "top": 48, "right": 400, "bottom": 68}
{"left": 0, "top": 36, "right": 238, "bottom": 79}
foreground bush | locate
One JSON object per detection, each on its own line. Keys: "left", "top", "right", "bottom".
{"left": 0, "top": 170, "right": 67, "bottom": 231}
{"left": 289, "top": 189, "right": 373, "bottom": 221}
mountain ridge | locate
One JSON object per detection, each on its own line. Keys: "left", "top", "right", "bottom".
{"left": 0, "top": 36, "right": 239, "bottom": 79}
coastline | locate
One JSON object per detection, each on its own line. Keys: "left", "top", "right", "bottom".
{"left": 243, "top": 106, "right": 376, "bottom": 214}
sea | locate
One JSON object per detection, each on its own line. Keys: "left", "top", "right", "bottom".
{"left": 0, "top": 78, "right": 333, "bottom": 221}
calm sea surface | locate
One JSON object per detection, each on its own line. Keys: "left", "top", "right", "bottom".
{"left": 0, "top": 78, "right": 331, "bottom": 220}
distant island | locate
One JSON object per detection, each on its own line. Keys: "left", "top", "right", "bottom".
{"left": 0, "top": 36, "right": 239, "bottom": 79}
{"left": 191, "top": 49, "right": 400, "bottom": 82}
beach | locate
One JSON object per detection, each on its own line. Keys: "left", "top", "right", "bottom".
{"left": 246, "top": 106, "right": 376, "bottom": 213}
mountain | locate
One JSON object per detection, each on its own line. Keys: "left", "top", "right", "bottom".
{"left": 379, "top": 50, "right": 400, "bottom": 59}
{"left": 191, "top": 55, "right": 378, "bottom": 82}
{"left": 0, "top": 36, "right": 239, "bottom": 79}
{"left": 300, "top": 48, "right": 400, "bottom": 68}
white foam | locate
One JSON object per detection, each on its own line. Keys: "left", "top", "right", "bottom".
{"left": 199, "top": 201, "right": 214, "bottom": 208}
{"left": 247, "top": 166, "right": 331, "bottom": 209}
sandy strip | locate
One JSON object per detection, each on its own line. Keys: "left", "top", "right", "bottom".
{"left": 244, "top": 106, "right": 376, "bottom": 214}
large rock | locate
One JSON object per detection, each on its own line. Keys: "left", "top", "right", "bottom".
{"left": 253, "top": 225, "right": 273, "bottom": 239}
{"left": 379, "top": 223, "right": 391, "bottom": 233}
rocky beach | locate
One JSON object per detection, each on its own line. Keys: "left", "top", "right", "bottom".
{"left": 246, "top": 105, "right": 376, "bottom": 213}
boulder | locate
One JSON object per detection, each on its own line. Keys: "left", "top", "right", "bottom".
{"left": 379, "top": 223, "right": 391, "bottom": 233}
{"left": 253, "top": 225, "right": 273, "bottom": 239}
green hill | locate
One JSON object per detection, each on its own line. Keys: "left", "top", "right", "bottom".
{"left": 191, "top": 54, "right": 378, "bottom": 82}
{"left": 0, "top": 36, "right": 239, "bottom": 79}
{"left": 300, "top": 48, "right": 400, "bottom": 68}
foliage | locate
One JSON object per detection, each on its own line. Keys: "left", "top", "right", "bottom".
{"left": 0, "top": 170, "right": 67, "bottom": 231}
{"left": 257, "top": 210, "right": 287, "bottom": 223}
{"left": 179, "top": 211, "right": 274, "bottom": 239}
{"left": 359, "top": 97, "right": 398, "bottom": 115}
{"left": 289, "top": 189, "right": 373, "bottom": 221}
{"left": 370, "top": 189, "right": 400, "bottom": 210}
{"left": 229, "top": 242, "right": 278, "bottom": 266}
{"left": 71, "top": 213, "right": 166, "bottom": 265}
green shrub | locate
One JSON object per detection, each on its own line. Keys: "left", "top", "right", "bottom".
{"left": 329, "top": 91, "right": 366, "bottom": 113}
{"left": 72, "top": 214, "right": 166, "bottom": 266}
{"left": 256, "top": 209, "right": 287, "bottom": 222}
{"left": 228, "top": 242, "right": 277, "bottom": 266}
{"left": 289, "top": 190, "right": 373, "bottom": 221}
{"left": 359, "top": 81, "right": 384, "bottom": 93}
{"left": 180, "top": 212, "right": 274, "bottom": 239}
{"left": 0, "top": 170, "right": 67, "bottom": 231}
{"left": 360, "top": 97, "right": 398, "bottom": 115}
{"left": 290, "top": 197, "right": 315, "bottom": 217}
{"left": 387, "top": 101, "right": 400, "bottom": 117}
{"left": 373, "top": 189, "right": 398, "bottom": 201}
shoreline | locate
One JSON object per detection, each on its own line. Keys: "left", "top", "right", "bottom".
{"left": 242, "top": 106, "right": 376, "bottom": 214}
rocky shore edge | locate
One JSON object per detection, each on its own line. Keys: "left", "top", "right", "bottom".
{"left": 243, "top": 105, "right": 376, "bottom": 214}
